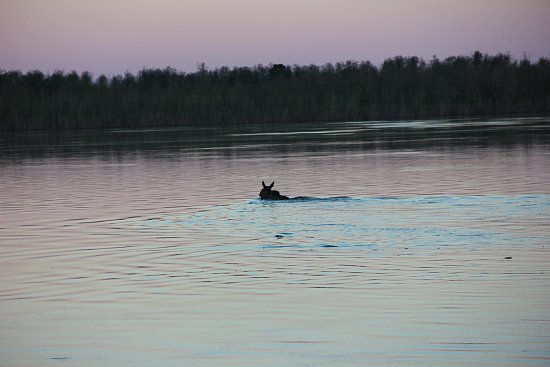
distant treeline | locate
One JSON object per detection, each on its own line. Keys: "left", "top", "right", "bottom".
{"left": 1, "top": 51, "right": 550, "bottom": 131}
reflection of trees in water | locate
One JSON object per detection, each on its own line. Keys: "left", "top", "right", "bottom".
{"left": 1, "top": 52, "right": 550, "bottom": 131}
{"left": 2, "top": 118, "right": 549, "bottom": 160}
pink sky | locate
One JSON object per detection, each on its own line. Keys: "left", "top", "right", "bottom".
{"left": 1, "top": 0, "right": 549, "bottom": 76}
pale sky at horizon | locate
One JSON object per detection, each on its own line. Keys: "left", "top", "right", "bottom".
{"left": 1, "top": 0, "right": 549, "bottom": 76}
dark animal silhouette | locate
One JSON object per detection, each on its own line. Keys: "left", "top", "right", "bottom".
{"left": 259, "top": 181, "right": 289, "bottom": 200}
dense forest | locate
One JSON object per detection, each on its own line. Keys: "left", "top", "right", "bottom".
{"left": 1, "top": 51, "right": 550, "bottom": 131}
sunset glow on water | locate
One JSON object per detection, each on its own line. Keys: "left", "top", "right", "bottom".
{"left": 1, "top": 118, "right": 549, "bottom": 366}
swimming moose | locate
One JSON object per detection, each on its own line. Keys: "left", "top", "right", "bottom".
{"left": 259, "top": 181, "right": 289, "bottom": 200}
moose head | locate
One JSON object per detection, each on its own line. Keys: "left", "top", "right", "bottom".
{"left": 259, "top": 181, "right": 289, "bottom": 200}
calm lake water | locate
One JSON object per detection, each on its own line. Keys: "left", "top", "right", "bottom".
{"left": 1, "top": 117, "right": 550, "bottom": 366}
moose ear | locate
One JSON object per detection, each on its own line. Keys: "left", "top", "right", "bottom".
{"left": 269, "top": 181, "right": 275, "bottom": 188}
{"left": 262, "top": 181, "right": 266, "bottom": 188}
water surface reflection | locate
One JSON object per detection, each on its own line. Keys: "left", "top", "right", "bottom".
{"left": 1, "top": 117, "right": 549, "bottom": 366}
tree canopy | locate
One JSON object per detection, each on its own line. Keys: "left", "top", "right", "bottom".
{"left": 1, "top": 52, "right": 549, "bottom": 131}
